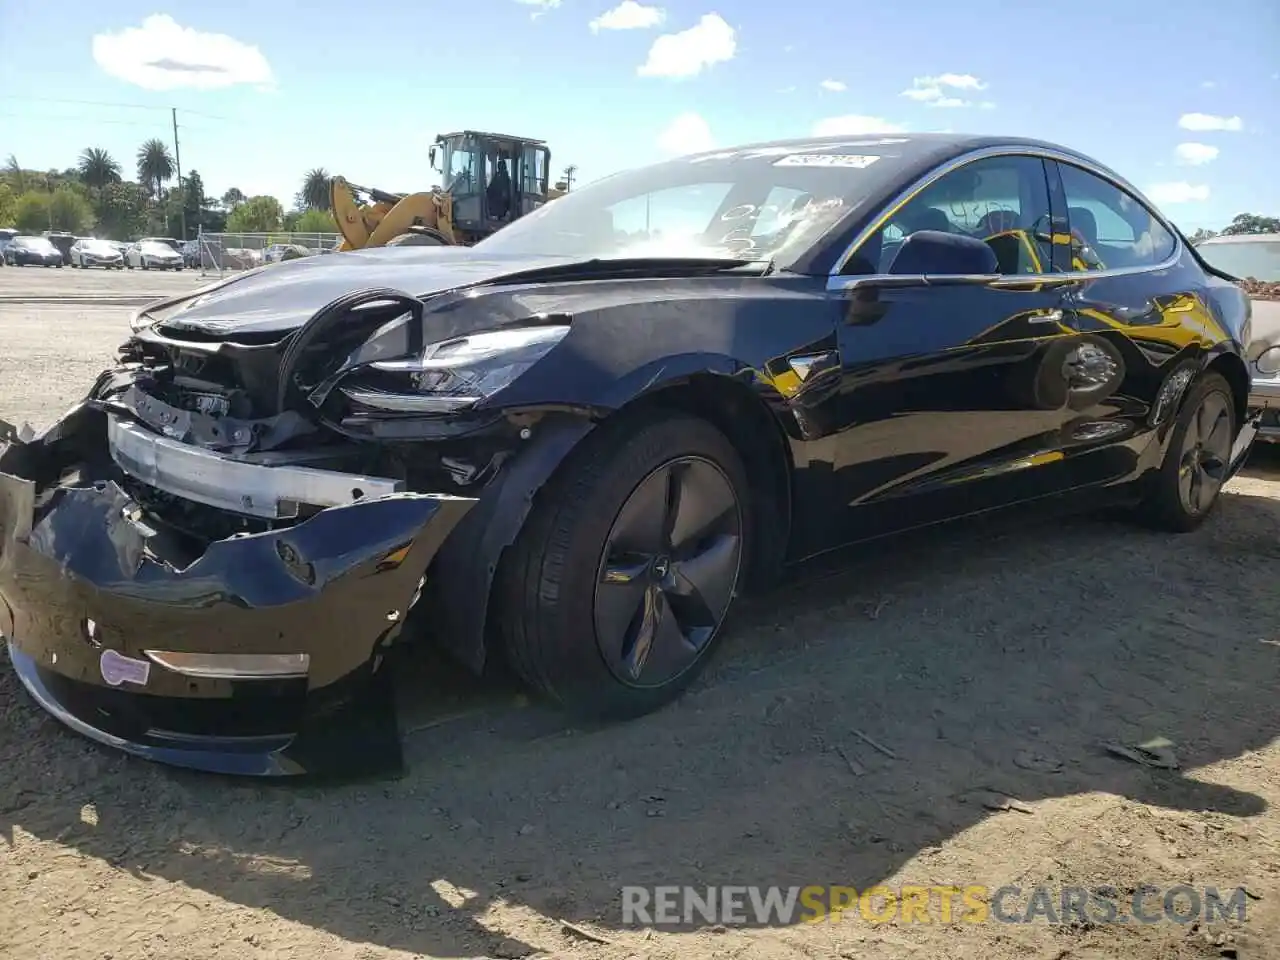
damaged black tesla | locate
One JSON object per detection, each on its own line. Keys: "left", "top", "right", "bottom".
{"left": 0, "top": 133, "right": 1262, "bottom": 776}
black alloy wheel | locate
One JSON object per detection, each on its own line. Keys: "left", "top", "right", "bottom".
{"left": 1139, "top": 370, "right": 1236, "bottom": 532}
{"left": 499, "top": 414, "right": 751, "bottom": 720}
{"left": 594, "top": 456, "right": 743, "bottom": 689}
{"left": 1176, "top": 386, "right": 1233, "bottom": 517}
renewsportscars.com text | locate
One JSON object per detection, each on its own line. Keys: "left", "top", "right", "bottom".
{"left": 620, "top": 884, "right": 1251, "bottom": 926}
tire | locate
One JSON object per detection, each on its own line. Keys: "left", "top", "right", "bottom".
{"left": 387, "top": 231, "right": 447, "bottom": 247}
{"left": 1137, "top": 371, "right": 1236, "bottom": 532}
{"left": 498, "top": 414, "right": 751, "bottom": 721}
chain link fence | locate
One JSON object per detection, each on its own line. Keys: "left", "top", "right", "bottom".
{"left": 194, "top": 229, "right": 345, "bottom": 278}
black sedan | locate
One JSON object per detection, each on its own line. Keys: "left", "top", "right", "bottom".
{"left": 0, "top": 133, "right": 1264, "bottom": 777}
{"left": 3, "top": 235, "right": 64, "bottom": 267}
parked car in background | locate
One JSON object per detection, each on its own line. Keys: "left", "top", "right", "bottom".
{"left": 3, "top": 235, "right": 64, "bottom": 267}
{"left": 262, "top": 243, "right": 291, "bottom": 263}
{"left": 44, "top": 231, "right": 77, "bottom": 265}
{"left": 0, "top": 227, "right": 19, "bottom": 264}
{"left": 126, "top": 239, "right": 185, "bottom": 270}
{"left": 0, "top": 133, "right": 1263, "bottom": 777}
{"left": 1196, "top": 232, "right": 1280, "bottom": 442}
{"left": 142, "top": 236, "right": 183, "bottom": 253}
{"left": 70, "top": 238, "right": 125, "bottom": 269}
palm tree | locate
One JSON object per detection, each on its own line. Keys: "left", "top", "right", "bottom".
{"left": 301, "top": 168, "right": 331, "bottom": 211}
{"left": 136, "top": 139, "right": 175, "bottom": 199}
{"left": 4, "top": 155, "right": 29, "bottom": 193}
{"left": 78, "top": 148, "right": 122, "bottom": 190}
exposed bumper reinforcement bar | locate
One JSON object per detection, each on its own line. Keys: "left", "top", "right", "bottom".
{"left": 106, "top": 416, "right": 404, "bottom": 519}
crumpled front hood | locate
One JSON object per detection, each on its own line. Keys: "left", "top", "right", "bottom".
{"left": 148, "top": 247, "right": 579, "bottom": 337}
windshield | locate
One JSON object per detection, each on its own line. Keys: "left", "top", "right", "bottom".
{"left": 83, "top": 240, "right": 116, "bottom": 254}
{"left": 15, "top": 237, "right": 54, "bottom": 252}
{"left": 1197, "top": 238, "right": 1280, "bottom": 282}
{"left": 141, "top": 241, "right": 175, "bottom": 255}
{"left": 471, "top": 138, "right": 921, "bottom": 268}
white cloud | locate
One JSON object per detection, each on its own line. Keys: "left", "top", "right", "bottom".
{"left": 516, "top": 0, "right": 561, "bottom": 19}
{"left": 820, "top": 79, "right": 846, "bottom": 92}
{"left": 812, "top": 115, "right": 907, "bottom": 137}
{"left": 1174, "top": 142, "right": 1220, "bottom": 165}
{"left": 638, "top": 13, "right": 736, "bottom": 78}
{"left": 91, "top": 15, "right": 274, "bottom": 91}
{"left": 1146, "top": 182, "right": 1210, "bottom": 204}
{"left": 1178, "top": 112, "right": 1243, "bottom": 132}
{"left": 656, "top": 112, "right": 715, "bottom": 155}
{"left": 590, "top": 1, "right": 665, "bottom": 32}
{"left": 899, "top": 73, "right": 989, "bottom": 108}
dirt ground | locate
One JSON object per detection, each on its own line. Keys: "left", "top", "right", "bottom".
{"left": 1, "top": 297, "right": 1278, "bottom": 960}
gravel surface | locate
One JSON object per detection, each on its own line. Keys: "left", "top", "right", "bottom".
{"left": 1, "top": 298, "right": 1278, "bottom": 960}
{"left": 0, "top": 262, "right": 210, "bottom": 303}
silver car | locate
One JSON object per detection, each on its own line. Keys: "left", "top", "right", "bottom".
{"left": 1195, "top": 233, "right": 1280, "bottom": 442}
{"left": 70, "top": 238, "right": 125, "bottom": 270}
{"left": 126, "top": 239, "right": 185, "bottom": 271}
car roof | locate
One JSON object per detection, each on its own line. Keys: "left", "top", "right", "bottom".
{"left": 1198, "top": 233, "right": 1280, "bottom": 244}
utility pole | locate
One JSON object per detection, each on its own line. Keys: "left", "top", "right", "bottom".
{"left": 172, "top": 107, "right": 187, "bottom": 241}
{"left": 563, "top": 165, "right": 577, "bottom": 192}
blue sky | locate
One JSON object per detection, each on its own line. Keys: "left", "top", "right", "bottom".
{"left": 0, "top": 0, "right": 1276, "bottom": 231}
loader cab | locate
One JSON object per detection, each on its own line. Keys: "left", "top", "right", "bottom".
{"left": 431, "top": 130, "right": 551, "bottom": 243}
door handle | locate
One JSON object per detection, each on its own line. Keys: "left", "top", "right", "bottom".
{"left": 1028, "top": 309, "right": 1064, "bottom": 324}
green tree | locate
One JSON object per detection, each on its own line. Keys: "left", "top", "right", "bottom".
{"left": 13, "top": 192, "right": 51, "bottom": 232}
{"left": 0, "top": 183, "right": 15, "bottom": 225}
{"left": 3, "top": 155, "right": 30, "bottom": 193}
{"left": 48, "top": 188, "right": 95, "bottom": 232}
{"left": 1219, "top": 213, "right": 1280, "bottom": 236}
{"left": 136, "top": 138, "right": 175, "bottom": 199}
{"left": 94, "top": 182, "right": 149, "bottom": 240}
{"left": 184, "top": 170, "right": 206, "bottom": 210}
{"left": 78, "top": 148, "right": 122, "bottom": 190}
{"left": 48, "top": 189, "right": 94, "bottom": 234}
{"left": 298, "top": 168, "right": 331, "bottom": 211}
{"left": 226, "top": 195, "right": 284, "bottom": 233}
{"left": 290, "top": 208, "right": 338, "bottom": 234}
{"left": 222, "top": 187, "right": 245, "bottom": 208}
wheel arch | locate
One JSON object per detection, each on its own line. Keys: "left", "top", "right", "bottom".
{"left": 612, "top": 373, "right": 794, "bottom": 592}
{"left": 1204, "top": 350, "right": 1250, "bottom": 432}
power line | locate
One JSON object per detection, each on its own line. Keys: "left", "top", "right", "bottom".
{"left": 0, "top": 112, "right": 181, "bottom": 129}
{"left": 0, "top": 95, "right": 228, "bottom": 121}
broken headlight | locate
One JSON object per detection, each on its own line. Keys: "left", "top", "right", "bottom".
{"left": 340, "top": 325, "right": 570, "bottom": 414}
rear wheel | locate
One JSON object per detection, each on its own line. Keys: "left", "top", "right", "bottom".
{"left": 499, "top": 415, "right": 750, "bottom": 720}
{"left": 1137, "top": 371, "right": 1236, "bottom": 532}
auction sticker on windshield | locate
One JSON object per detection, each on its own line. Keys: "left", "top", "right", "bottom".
{"left": 774, "top": 154, "right": 881, "bottom": 168}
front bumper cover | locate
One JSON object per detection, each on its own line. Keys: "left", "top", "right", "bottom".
{"left": 0, "top": 406, "right": 476, "bottom": 777}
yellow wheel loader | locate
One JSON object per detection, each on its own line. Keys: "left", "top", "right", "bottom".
{"left": 330, "top": 130, "right": 564, "bottom": 251}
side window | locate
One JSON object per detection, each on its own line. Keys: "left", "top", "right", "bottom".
{"left": 859, "top": 155, "right": 1053, "bottom": 276}
{"left": 1058, "top": 162, "right": 1176, "bottom": 271}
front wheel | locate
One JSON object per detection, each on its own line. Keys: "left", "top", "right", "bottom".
{"left": 498, "top": 415, "right": 750, "bottom": 720}
{"left": 1137, "top": 371, "right": 1236, "bottom": 532}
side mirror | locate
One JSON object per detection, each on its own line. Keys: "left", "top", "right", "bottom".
{"left": 887, "top": 230, "right": 998, "bottom": 277}
{"left": 429, "top": 146, "right": 439, "bottom": 171}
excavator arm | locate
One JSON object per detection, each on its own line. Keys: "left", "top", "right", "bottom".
{"left": 330, "top": 176, "right": 456, "bottom": 250}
